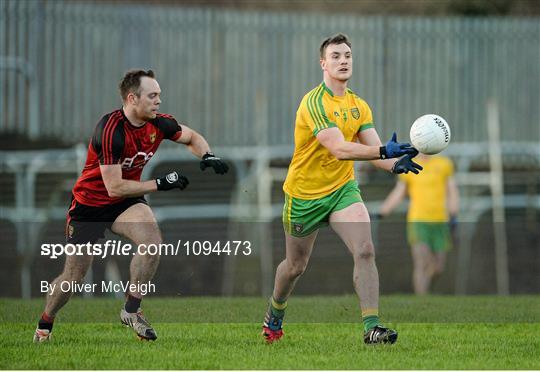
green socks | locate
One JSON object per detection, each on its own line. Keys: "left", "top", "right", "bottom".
{"left": 270, "top": 299, "right": 380, "bottom": 332}
{"left": 270, "top": 297, "right": 287, "bottom": 318}
{"left": 362, "top": 308, "right": 380, "bottom": 332}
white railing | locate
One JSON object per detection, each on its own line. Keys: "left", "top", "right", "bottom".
{"left": 1, "top": 142, "right": 539, "bottom": 297}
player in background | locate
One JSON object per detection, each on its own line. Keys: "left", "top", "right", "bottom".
{"left": 34, "top": 69, "right": 228, "bottom": 342}
{"left": 378, "top": 152, "right": 459, "bottom": 295}
{"left": 262, "top": 33, "right": 423, "bottom": 345}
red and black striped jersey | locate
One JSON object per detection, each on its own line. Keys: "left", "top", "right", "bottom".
{"left": 72, "top": 109, "right": 182, "bottom": 206}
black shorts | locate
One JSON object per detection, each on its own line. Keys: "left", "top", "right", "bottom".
{"left": 65, "top": 195, "right": 148, "bottom": 244}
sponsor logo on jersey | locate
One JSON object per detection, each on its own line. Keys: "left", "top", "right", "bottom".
{"left": 121, "top": 151, "right": 154, "bottom": 169}
{"left": 341, "top": 109, "right": 348, "bottom": 122}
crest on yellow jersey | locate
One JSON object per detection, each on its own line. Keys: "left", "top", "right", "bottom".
{"left": 351, "top": 108, "right": 360, "bottom": 120}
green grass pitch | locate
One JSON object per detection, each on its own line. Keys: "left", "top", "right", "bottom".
{"left": 1, "top": 295, "right": 539, "bottom": 369}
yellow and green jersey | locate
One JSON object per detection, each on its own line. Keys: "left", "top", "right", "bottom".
{"left": 283, "top": 82, "right": 374, "bottom": 199}
{"left": 399, "top": 155, "right": 454, "bottom": 222}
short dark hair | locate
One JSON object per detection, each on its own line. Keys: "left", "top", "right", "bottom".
{"left": 319, "top": 33, "right": 352, "bottom": 58}
{"left": 119, "top": 69, "right": 156, "bottom": 101}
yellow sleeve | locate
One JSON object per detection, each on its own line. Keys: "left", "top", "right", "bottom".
{"left": 298, "top": 90, "right": 337, "bottom": 136}
{"left": 398, "top": 173, "right": 409, "bottom": 184}
{"left": 357, "top": 98, "right": 375, "bottom": 133}
{"left": 444, "top": 157, "right": 455, "bottom": 178}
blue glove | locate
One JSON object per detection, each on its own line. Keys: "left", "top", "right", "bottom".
{"left": 391, "top": 154, "right": 423, "bottom": 174}
{"left": 380, "top": 132, "right": 417, "bottom": 159}
{"left": 449, "top": 215, "right": 458, "bottom": 233}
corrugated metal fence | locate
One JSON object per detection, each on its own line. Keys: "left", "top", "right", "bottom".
{"left": 1, "top": 0, "right": 539, "bottom": 145}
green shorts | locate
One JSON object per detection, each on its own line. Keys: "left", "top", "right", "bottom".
{"left": 283, "top": 180, "right": 363, "bottom": 237}
{"left": 407, "top": 222, "right": 452, "bottom": 252}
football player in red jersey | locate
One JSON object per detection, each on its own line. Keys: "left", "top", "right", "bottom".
{"left": 34, "top": 70, "right": 228, "bottom": 342}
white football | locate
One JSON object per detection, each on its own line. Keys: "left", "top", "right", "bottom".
{"left": 410, "top": 114, "right": 451, "bottom": 155}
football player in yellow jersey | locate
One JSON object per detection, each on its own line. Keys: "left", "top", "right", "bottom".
{"left": 262, "top": 33, "right": 423, "bottom": 345}
{"left": 379, "top": 153, "right": 460, "bottom": 295}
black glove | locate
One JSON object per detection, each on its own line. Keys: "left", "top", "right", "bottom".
{"left": 200, "top": 152, "right": 229, "bottom": 175}
{"left": 391, "top": 154, "right": 423, "bottom": 174}
{"left": 380, "top": 132, "right": 418, "bottom": 159}
{"left": 156, "top": 171, "right": 189, "bottom": 191}
{"left": 371, "top": 213, "right": 383, "bottom": 221}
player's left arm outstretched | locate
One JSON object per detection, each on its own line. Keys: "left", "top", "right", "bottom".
{"left": 446, "top": 169, "right": 460, "bottom": 231}
{"left": 358, "top": 128, "right": 422, "bottom": 175}
{"left": 175, "top": 125, "right": 229, "bottom": 175}
{"left": 378, "top": 180, "right": 408, "bottom": 218}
